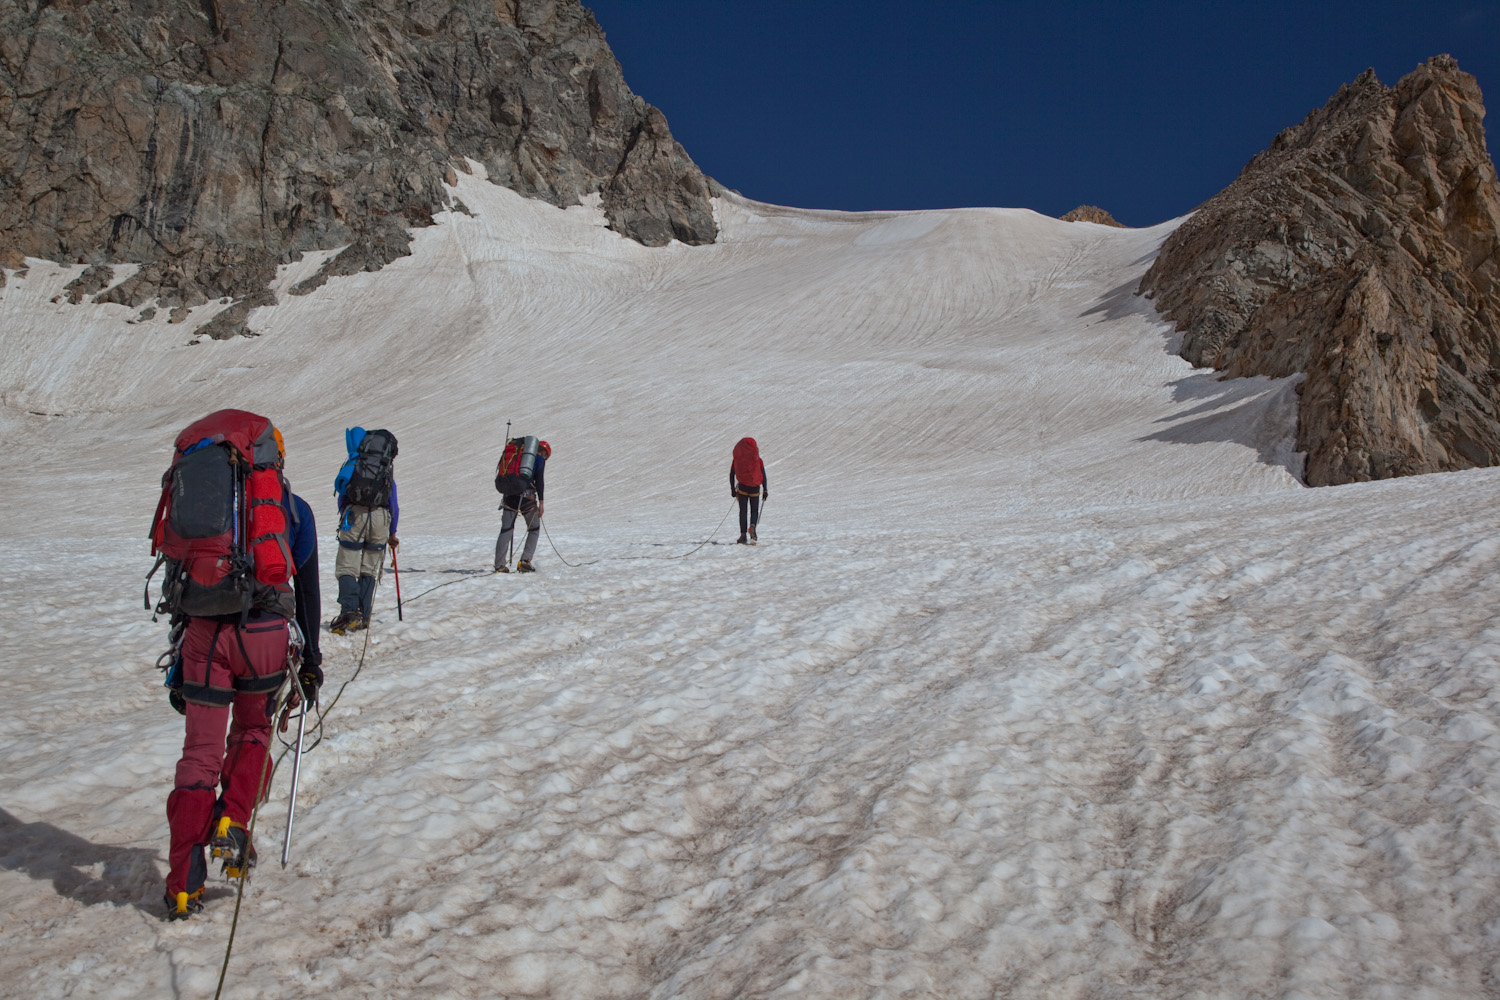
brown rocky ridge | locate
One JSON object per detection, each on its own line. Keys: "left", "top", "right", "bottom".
{"left": 0, "top": 0, "right": 718, "bottom": 337}
{"left": 1060, "top": 205, "right": 1124, "bottom": 227}
{"left": 1139, "top": 55, "right": 1500, "bottom": 486}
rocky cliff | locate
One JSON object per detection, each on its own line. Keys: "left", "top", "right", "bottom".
{"left": 1139, "top": 55, "right": 1500, "bottom": 486}
{"left": 0, "top": 0, "right": 718, "bottom": 336}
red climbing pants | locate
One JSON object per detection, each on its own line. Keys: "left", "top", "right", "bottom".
{"left": 165, "top": 614, "right": 289, "bottom": 896}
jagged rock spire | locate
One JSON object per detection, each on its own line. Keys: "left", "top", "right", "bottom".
{"left": 1139, "top": 55, "right": 1500, "bottom": 485}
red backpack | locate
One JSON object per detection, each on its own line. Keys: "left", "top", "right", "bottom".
{"left": 494, "top": 436, "right": 541, "bottom": 495}
{"left": 146, "top": 409, "right": 295, "bottom": 621}
{"left": 732, "top": 437, "right": 763, "bottom": 488}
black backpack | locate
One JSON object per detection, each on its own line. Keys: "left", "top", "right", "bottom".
{"left": 343, "top": 429, "right": 397, "bottom": 508}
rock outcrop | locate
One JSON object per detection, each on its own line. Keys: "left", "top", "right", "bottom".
{"left": 0, "top": 0, "right": 718, "bottom": 336}
{"left": 1139, "top": 55, "right": 1500, "bottom": 486}
{"left": 1060, "top": 205, "right": 1124, "bottom": 227}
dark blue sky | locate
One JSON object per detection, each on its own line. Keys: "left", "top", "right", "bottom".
{"left": 585, "top": 1, "right": 1500, "bottom": 227}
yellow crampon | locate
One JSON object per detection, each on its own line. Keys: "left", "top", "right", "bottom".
{"left": 210, "top": 816, "right": 255, "bottom": 878}
{"left": 167, "top": 887, "right": 204, "bottom": 921}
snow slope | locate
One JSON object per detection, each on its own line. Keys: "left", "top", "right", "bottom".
{"left": 1, "top": 167, "right": 1497, "bottom": 999}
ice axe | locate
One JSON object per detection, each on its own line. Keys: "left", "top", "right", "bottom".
{"left": 279, "top": 626, "right": 310, "bottom": 868}
{"left": 280, "top": 688, "right": 308, "bottom": 868}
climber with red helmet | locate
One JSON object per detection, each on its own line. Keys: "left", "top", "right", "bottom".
{"left": 494, "top": 436, "right": 551, "bottom": 572}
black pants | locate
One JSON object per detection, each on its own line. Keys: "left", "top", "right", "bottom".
{"left": 737, "top": 493, "right": 761, "bottom": 535}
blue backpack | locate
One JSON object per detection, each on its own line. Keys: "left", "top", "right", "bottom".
{"left": 333, "top": 427, "right": 366, "bottom": 496}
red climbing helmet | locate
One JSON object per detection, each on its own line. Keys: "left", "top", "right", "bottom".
{"left": 538, "top": 440, "right": 552, "bottom": 458}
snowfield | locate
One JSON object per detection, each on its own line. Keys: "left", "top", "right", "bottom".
{"left": 1, "top": 166, "right": 1497, "bottom": 999}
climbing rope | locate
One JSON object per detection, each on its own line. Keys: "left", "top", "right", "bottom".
{"left": 541, "top": 518, "right": 601, "bottom": 567}
{"left": 214, "top": 611, "right": 375, "bottom": 997}
{"left": 216, "top": 603, "right": 378, "bottom": 997}
{"left": 403, "top": 571, "right": 490, "bottom": 605}
{"left": 648, "top": 501, "right": 738, "bottom": 560}
{"left": 207, "top": 494, "right": 745, "bottom": 994}
{"left": 402, "top": 501, "right": 742, "bottom": 599}
{"left": 273, "top": 608, "right": 374, "bottom": 761}
{"left": 212, "top": 682, "right": 288, "bottom": 1000}
{"left": 540, "top": 500, "right": 739, "bottom": 565}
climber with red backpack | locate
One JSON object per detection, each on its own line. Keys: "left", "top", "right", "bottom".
{"left": 330, "top": 427, "right": 399, "bottom": 633}
{"left": 730, "top": 437, "right": 769, "bottom": 545}
{"left": 146, "top": 409, "right": 323, "bottom": 921}
{"left": 494, "top": 435, "right": 549, "bottom": 572}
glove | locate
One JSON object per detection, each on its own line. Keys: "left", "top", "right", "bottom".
{"left": 388, "top": 534, "right": 399, "bottom": 549}
{"left": 762, "top": 490, "right": 769, "bottom": 501}
{"left": 169, "top": 688, "right": 186, "bottom": 716}
{"left": 298, "top": 659, "right": 323, "bottom": 702}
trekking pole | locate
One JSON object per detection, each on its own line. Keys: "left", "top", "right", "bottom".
{"left": 392, "top": 544, "right": 404, "bottom": 621}
{"left": 280, "top": 691, "right": 308, "bottom": 868}
{"left": 506, "top": 500, "right": 516, "bottom": 569}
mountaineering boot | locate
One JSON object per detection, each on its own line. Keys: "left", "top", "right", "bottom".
{"left": 736, "top": 533, "right": 748, "bottom": 545}
{"left": 329, "top": 611, "right": 358, "bottom": 635}
{"left": 749, "top": 526, "right": 757, "bottom": 544}
{"left": 516, "top": 560, "right": 535, "bottom": 573}
{"left": 165, "top": 887, "right": 205, "bottom": 921}
{"left": 210, "top": 816, "right": 257, "bottom": 878}
{"left": 493, "top": 565, "right": 510, "bottom": 574}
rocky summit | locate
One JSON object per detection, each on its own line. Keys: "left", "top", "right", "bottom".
{"left": 1060, "top": 205, "right": 1124, "bottom": 227}
{"left": 0, "top": 0, "right": 718, "bottom": 336}
{"left": 1139, "top": 55, "right": 1500, "bottom": 486}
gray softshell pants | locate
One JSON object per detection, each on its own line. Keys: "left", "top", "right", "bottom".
{"left": 495, "top": 494, "right": 540, "bottom": 568}
{"left": 336, "top": 504, "right": 391, "bottom": 618}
